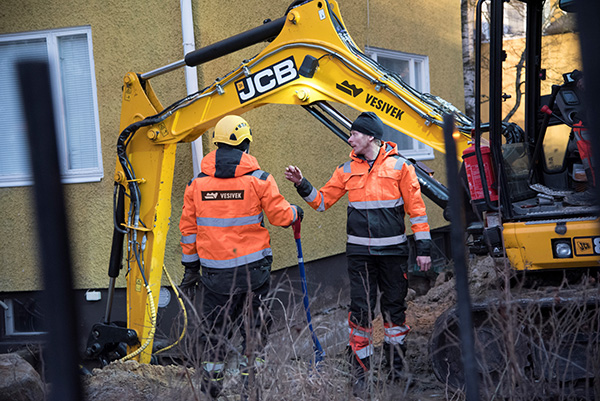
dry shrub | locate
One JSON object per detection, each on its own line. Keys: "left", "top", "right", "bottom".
{"left": 82, "top": 258, "right": 599, "bottom": 401}
{"left": 430, "top": 258, "right": 600, "bottom": 401}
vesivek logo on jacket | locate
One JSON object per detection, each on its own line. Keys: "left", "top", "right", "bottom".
{"left": 202, "top": 190, "right": 245, "bottom": 201}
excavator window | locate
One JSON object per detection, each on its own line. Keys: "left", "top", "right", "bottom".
{"left": 502, "top": 142, "right": 534, "bottom": 201}
{"left": 2, "top": 298, "right": 46, "bottom": 336}
{"left": 542, "top": 124, "right": 570, "bottom": 172}
{"left": 539, "top": 72, "right": 587, "bottom": 190}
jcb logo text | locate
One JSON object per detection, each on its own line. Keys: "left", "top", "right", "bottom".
{"left": 573, "top": 236, "right": 600, "bottom": 256}
{"left": 235, "top": 56, "right": 299, "bottom": 103}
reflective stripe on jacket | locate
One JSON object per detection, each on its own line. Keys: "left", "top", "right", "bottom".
{"left": 296, "top": 141, "right": 431, "bottom": 256}
{"left": 180, "top": 147, "right": 299, "bottom": 269}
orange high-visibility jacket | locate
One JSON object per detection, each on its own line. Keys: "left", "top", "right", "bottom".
{"left": 180, "top": 148, "right": 300, "bottom": 269}
{"left": 296, "top": 141, "right": 431, "bottom": 256}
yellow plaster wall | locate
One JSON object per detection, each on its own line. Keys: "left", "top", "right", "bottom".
{"left": 0, "top": 0, "right": 193, "bottom": 291}
{"left": 0, "top": 0, "right": 465, "bottom": 292}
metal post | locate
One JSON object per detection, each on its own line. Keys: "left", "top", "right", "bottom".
{"left": 443, "top": 113, "right": 480, "bottom": 401}
{"left": 18, "top": 60, "right": 83, "bottom": 401}
{"left": 575, "top": 0, "right": 600, "bottom": 208}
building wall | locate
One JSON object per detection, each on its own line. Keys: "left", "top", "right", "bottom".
{"left": 0, "top": 0, "right": 466, "bottom": 293}
{"left": 0, "top": 0, "right": 191, "bottom": 292}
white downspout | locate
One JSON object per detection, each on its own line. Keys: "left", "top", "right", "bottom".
{"left": 180, "top": 0, "right": 203, "bottom": 176}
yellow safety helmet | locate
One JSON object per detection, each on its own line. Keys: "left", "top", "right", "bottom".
{"left": 212, "top": 115, "right": 253, "bottom": 146}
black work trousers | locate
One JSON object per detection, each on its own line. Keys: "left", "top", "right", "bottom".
{"left": 195, "top": 271, "right": 271, "bottom": 364}
{"left": 347, "top": 254, "right": 409, "bottom": 327}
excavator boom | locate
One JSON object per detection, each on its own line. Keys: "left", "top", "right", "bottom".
{"left": 121, "top": 0, "right": 472, "bottom": 150}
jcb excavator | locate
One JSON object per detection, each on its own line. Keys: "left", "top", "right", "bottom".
{"left": 84, "top": 0, "right": 599, "bottom": 395}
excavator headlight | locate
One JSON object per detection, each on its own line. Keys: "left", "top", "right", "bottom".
{"left": 552, "top": 240, "right": 573, "bottom": 258}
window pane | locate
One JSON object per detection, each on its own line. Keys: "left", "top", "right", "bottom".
{"left": 0, "top": 38, "right": 48, "bottom": 178}
{"left": 0, "top": 28, "right": 102, "bottom": 187}
{"left": 378, "top": 57, "right": 410, "bottom": 83}
{"left": 58, "top": 34, "right": 98, "bottom": 170}
{"left": 376, "top": 55, "right": 418, "bottom": 152}
{"left": 413, "top": 63, "right": 427, "bottom": 151}
{"left": 383, "top": 125, "right": 414, "bottom": 149}
{"left": 9, "top": 298, "right": 45, "bottom": 334}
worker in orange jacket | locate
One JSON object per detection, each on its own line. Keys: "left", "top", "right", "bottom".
{"left": 285, "top": 111, "right": 431, "bottom": 396}
{"left": 179, "top": 115, "right": 303, "bottom": 398}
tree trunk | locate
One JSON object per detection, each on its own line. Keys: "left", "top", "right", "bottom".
{"left": 461, "top": 0, "right": 476, "bottom": 119}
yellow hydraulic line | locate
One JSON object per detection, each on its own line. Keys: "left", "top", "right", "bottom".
{"left": 120, "top": 284, "right": 156, "bottom": 362}
{"left": 154, "top": 265, "right": 188, "bottom": 355}
{"left": 119, "top": 264, "right": 188, "bottom": 361}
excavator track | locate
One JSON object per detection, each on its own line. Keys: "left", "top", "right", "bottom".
{"left": 429, "top": 288, "right": 600, "bottom": 399}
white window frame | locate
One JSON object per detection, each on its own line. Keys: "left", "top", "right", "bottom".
{"left": 2, "top": 299, "right": 46, "bottom": 336}
{"left": 365, "top": 46, "right": 434, "bottom": 160}
{"left": 0, "top": 26, "right": 103, "bottom": 187}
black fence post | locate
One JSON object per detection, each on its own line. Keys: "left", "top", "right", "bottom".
{"left": 18, "top": 60, "right": 83, "bottom": 401}
{"left": 443, "top": 113, "right": 480, "bottom": 400}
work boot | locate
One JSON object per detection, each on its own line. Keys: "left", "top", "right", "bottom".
{"left": 200, "top": 362, "right": 224, "bottom": 399}
{"left": 240, "top": 356, "right": 264, "bottom": 401}
{"left": 383, "top": 343, "right": 407, "bottom": 381}
{"left": 348, "top": 348, "right": 370, "bottom": 399}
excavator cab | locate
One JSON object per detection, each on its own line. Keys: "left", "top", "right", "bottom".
{"left": 430, "top": 0, "right": 600, "bottom": 397}
{"left": 462, "top": 0, "right": 599, "bottom": 270}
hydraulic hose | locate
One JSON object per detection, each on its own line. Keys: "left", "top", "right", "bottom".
{"left": 153, "top": 265, "right": 188, "bottom": 355}
{"left": 119, "top": 284, "right": 156, "bottom": 362}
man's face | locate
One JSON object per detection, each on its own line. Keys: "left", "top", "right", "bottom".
{"left": 348, "top": 130, "right": 372, "bottom": 156}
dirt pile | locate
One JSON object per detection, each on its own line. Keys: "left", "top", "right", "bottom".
{"left": 82, "top": 361, "right": 193, "bottom": 400}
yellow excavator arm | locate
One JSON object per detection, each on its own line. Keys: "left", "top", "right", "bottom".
{"left": 119, "top": 0, "right": 471, "bottom": 150}
{"left": 110, "top": 0, "right": 473, "bottom": 363}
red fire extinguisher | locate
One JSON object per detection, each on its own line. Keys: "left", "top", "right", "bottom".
{"left": 462, "top": 144, "right": 498, "bottom": 207}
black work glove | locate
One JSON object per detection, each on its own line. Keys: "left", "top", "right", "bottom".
{"left": 291, "top": 204, "right": 304, "bottom": 222}
{"left": 180, "top": 262, "right": 200, "bottom": 299}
